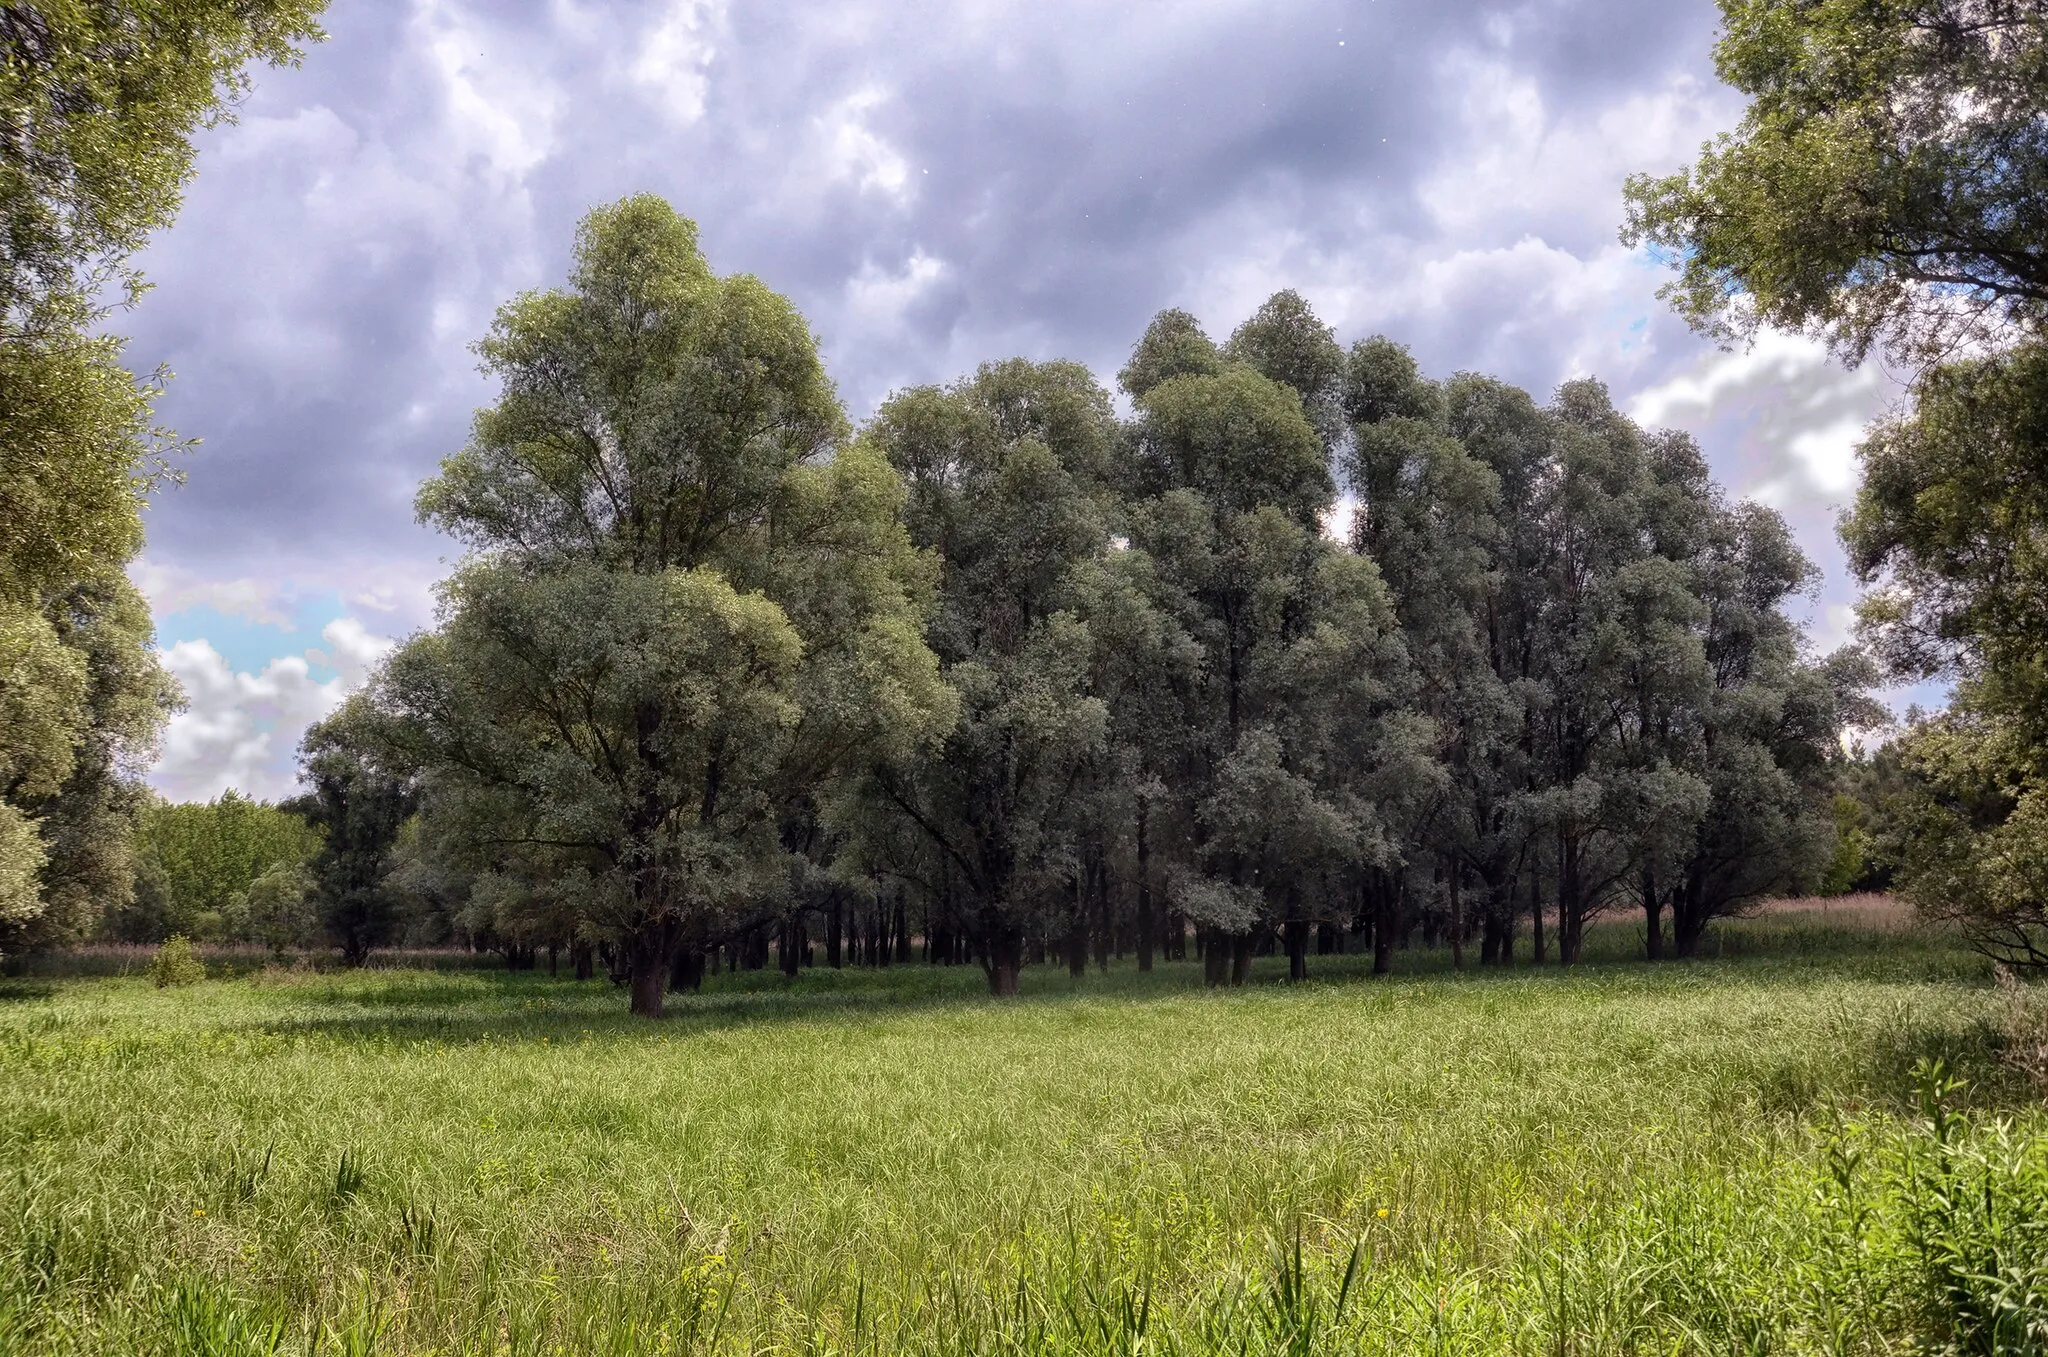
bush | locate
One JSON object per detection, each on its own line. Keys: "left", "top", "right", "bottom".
{"left": 148, "top": 935, "right": 204, "bottom": 988}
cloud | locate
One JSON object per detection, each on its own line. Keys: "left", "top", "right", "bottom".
{"left": 1628, "top": 332, "right": 1903, "bottom": 509}
{"left": 628, "top": 0, "right": 724, "bottom": 123}
{"left": 130, "top": 557, "right": 295, "bottom": 628}
{"left": 150, "top": 618, "right": 395, "bottom": 803}
{"left": 822, "top": 87, "right": 915, "bottom": 202}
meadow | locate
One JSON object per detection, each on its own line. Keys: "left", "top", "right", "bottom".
{"left": 3, "top": 908, "right": 2045, "bottom": 1355}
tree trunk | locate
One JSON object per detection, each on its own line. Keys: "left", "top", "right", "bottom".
{"left": 1091, "top": 862, "right": 1111, "bottom": 974}
{"left": 1557, "top": 829, "right": 1583, "bottom": 965}
{"left": 1202, "top": 928, "right": 1227, "bottom": 987}
{"left": 983, "top": 926, "right": 1022, "bottom": 996}
{"left": 1285, "top": 918, "right": 1309, "bottom": 982}
{"left": 669, "top": 947, "right": 704, "bottom": 993}
{"left": 894, "top": 893, "right": 911, "bottom": 964}
{"left": 1135, "top": 803, "right": 1155, "bottom": 972}
{"left": 1066, "top": 920, "right": 1087, "bottom": 980}
{"left": 828, "top": 900, "right": 843, "bottom": 968}
{"left": 1530, "top": 873, "right": 1546, "bottom": 965}
{"left": 781, "top": 914, "right": 802, "bottom": 978}
{"left": 628, "top": 919, "right": 676, "bottom": 1019}
{"left": 573, "top": 943, "right": 594, "bottom": 982}
{"left": 1643, "top": 867, "right": 1665, "bottom": 962}
{"left": 1448, "top": 870, "right": 1465, "bottom": 970}
{"left": 1229, "top": 932, "right": 1252, "bottom": 986}
{"left": 1373, "top": 876, "right": 1397, "bottom": 975}
{"left": 1672, "top": 877, "right": 1708, "bottom": 959}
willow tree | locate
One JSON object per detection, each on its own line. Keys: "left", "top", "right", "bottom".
{"left": 1120, "top": 298, "right": 1423, "bottom": 984}
{"left": 1622, "top": 0, "right": 2048, "bottom": 366}
{"left": 848, "top": 359, "right": 1123, "bottom": 995}
{"left": 369, "top": 197, "right": 953, "bottom": 1016}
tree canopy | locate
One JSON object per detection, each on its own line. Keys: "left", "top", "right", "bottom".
{"left": 1622, "top": 0, "right": 2048, "bottom": 366}
{"left": 1630, "top": 0, "right": 2048, "bottom": 965}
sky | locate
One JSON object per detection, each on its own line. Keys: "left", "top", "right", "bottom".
{"left": 124, "top": 0, "right": 1910, "bottom": 804}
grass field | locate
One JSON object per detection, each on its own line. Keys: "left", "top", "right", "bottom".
{"left": 2, "top": 912, "right": 2044, "bottom": 1355}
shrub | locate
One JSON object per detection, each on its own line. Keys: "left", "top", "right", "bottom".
{"left": 148, "top": 935, "right": 205, "bottom": 988}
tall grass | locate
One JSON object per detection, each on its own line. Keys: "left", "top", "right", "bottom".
{"left": 0, "top": 913, "right": 2038, "bottom": 1353}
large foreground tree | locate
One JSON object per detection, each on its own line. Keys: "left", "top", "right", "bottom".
{"left": 1623, "top": 0, "right": 2048, "bottom": 366}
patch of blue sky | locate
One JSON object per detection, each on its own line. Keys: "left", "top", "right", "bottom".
{"left": 154, "top": 591, "right": 353, "bottom": 680}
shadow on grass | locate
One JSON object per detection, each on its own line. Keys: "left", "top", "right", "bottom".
{"left": 0, "top": 980, "right": 56, "bottom": 1004}
{"left": 235, "top": 919, "right": 1993, "bottom": 1072}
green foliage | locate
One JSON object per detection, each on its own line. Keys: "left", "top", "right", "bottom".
{"left": 849, "top": 358, "right": 1123, "bottom": 991}
{"left": 1634, "top": 6, "right": 2048, "bottom": 969}
{"left": 0, "top": 1, "right": 327, "bottom": 954}
{"left": 1352, "top": 347, "right": 1861, "bottom": 964}
{"left": 126, "top": 790, "right": 320, "bottom": 942}
{"left": 1846, "top": 341, "right": 2048, "bottom": 736}
{"left": 1621, "top": 0, "right": 2048, "bottom": 365}
{"left": 0, "top": 0, "right": 327, "bottom": 332}
{"left": 362, "top": 257, "right": 1859, "bottom": 1001}
{"left": 1898, "top": 1063, "right": 2048, "bottom": 1352}
{"left": 1876, "top": 710, "right": 2048, "bottom": 967}
{"left": 378, "top": 195, "right": 952, "bottom": 1013}
{"left": 0, "top": 800, "right": 46, "bottom": 938}
{"left": 0, "top": 918, "right": 2021, "bottom": 1353}
{"left": 146, "top": 933, "right": 203, "bottom": 987}
{"left": 1821, "top": 794, "right": 1872, "bottom": 896}
{"left": 232, "top": 860, "right": 317, "bottom": 957}
{"left": 292, "top": 701, "right": 412, "bottom": 966}
{"left": 1848, "top": 351, "right": 2048, "bottom": 962}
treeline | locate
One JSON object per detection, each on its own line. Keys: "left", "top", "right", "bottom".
{"left": 289, "top": 196, "right": 1873, "bottom": 1015}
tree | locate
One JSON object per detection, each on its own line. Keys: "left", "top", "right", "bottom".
{"left": 0, "top": 571, "right": 179, "bottom": 952}
{"left": 122, "top": 785, "right": 321, "bottom": 941}
{"left": 233, "top": 859, "right": 317, "bottom": 958}
{"left": 369, "top": 196, "right": 953, "bottom": 1015}
{"left": 1120, "top": 300, "right": 1419, "bottom": 984}
{"left": 291, "top": 698, "right": 413, "bottom": 967}
{"left": 1353, "top": 344, "right": 1854, "bottom": 966}
{"left": 1845, "top": 344, "right": 2048, "bottom": 960}
{"left": 1629, "top": 2, "right": 2048, "bottom": 959}
{"left": 849, "top": 359, "right": 1122, "bottom": 995}
{"left": 1622, "top": 0, "right": 2048, "bottom": 366}
{"left": 0, "top": 1, "right": 326, "bottom": 951}
{"left": 1845, "top": 344, "right": 2048, "bottom": 746}
{"left": 1347, "top": 343, "right": 1524, "bottom": 970}
{"left": 1876, "top": 705, "right": 2048, "bottom": 966}
{"left": 1, "top": 1, "right": 327, "bottom": 331}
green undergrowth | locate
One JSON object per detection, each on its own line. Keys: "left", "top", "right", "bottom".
{"left": 0, "top": 917, "right": 2043, "bottom": 1353}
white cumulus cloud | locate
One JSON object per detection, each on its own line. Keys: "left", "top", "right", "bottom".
{"left": 150, "top": 618, "right": 395, "bottom": 803}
